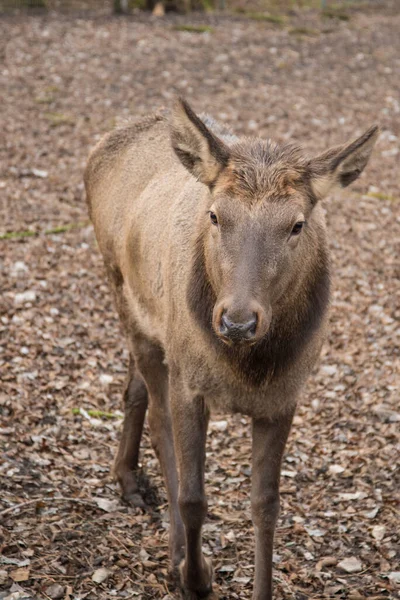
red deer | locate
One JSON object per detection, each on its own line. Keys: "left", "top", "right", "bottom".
{"left": 84, "top": 99, "right": 378, "bottom": 599}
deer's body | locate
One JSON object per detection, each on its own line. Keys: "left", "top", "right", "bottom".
{"left": 85, "top": 102, "right": 377, "bottom": 599}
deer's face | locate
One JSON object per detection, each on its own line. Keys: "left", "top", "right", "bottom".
{"left": 171, "top": 98, "right": 378, "bottom": 346}
{"left": 204, "top": 190, "right": 309, "bottom": 345}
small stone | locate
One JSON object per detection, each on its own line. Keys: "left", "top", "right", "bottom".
{"left": 44, "top": 584, "right": 64, "bottom": 599}
{"left": 31, "top": 168, "right": 48, "bottom": 178}
{"left": 11, "top": 262, "right": 28, "bottom": 276}
{"left": 14, "top": 291, "right": 36, "bottom": 306}
{"left": 388, "top": 571, "right": 400, "bottom": 583}
{"left": 329, "top": 464, "right": 345, "bottom": 474}
{"left": 139, "top": 548, "right": 150, "bottom": 562}
{"left": 281, "top": 469, "right": 297, "bottom": 478}
{"left": 304, "top": 526, "right": 326, "bottom": 538}
{"left": 232, "top": 576, "right": 251, "bottom": 584}
{"left": 212, "top": 420, "right": 228, "bottom": 432}
{"left": 225, "top": 530, "right": 235, "bottom": 542}
{"left": 92, "top": 568, "right": 112, "bottom": 584}
{"left": 320, "top": 365, "right": 337, "bottom": 376}
{"left": 72, "top": 448, "right": 90, "bottom": 460}
{"left": 93, "top": 497, "right": 120, "bottom": 512}
{"left": 99, "top": 374, "right": 113, "bottom": 386}
{"left": 219, "top": 565, "right": 235, "bottom": 572}
{"left": 364, "top": 506, "right": 379, "bottom": 519}
{"left": 311, "top": 398, "right": 320, "bottom": 411}
{"left": 272, "top": 553, "right": 281, "bottom": 563}
{"left": 338, "top": 557, "right": 362, "bottom": 573}
{"left": 338, "top": 491, "right": 366, "bottom": 501}
{"left": 371, "top": 525, "right": 386, "bottom": 541}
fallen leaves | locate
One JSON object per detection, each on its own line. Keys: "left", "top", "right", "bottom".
{"left": 0, "top": 559, "right": 30, "bottom": 568}
{"left": 9, "top": 568, "right": 30, "bottom": 583}
{"left": 0, "top": 3, "right": 399, "bottom": 600}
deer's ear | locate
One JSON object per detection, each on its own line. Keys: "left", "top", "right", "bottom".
{"left": 309, "top": 125, "right": 379, "bottom": 199}
{"left": 170, "top": 97, "right": 230, "bottom": 187}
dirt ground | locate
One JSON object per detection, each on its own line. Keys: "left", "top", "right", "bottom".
{"left": 0, "top": 3, "right": 399, "bottom": 600}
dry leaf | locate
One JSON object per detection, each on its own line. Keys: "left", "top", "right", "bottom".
{"left": 0, "top": 570, "right": 8, "bottom": 585}
{"left": 9, "top": 568, "right": 30, "bottom": 582}
{"left": 316, "top": 557, "right": 337, "bottom": 571}
{"left": 93, "top": 497, "right": 121, "bottom": 512}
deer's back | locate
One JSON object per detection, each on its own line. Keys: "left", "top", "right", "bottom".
{"left": 85, "top": 114, "right": 206, "bottom": 349}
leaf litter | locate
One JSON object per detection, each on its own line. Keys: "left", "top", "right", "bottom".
{"left": 0, "top": 2, "right": 399, "bottom": 599}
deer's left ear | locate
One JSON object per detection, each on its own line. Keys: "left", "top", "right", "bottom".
{"left": 170, "top": 97, "right": 230, "bottom": 187}
{"left": 309, "top": 125, "right": 379, "bottom": 199}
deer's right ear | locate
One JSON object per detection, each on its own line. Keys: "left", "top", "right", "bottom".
{"left": 170, "top": 98, "right": 230, "bottom": 187}
{"left": 309, "top": 125, "right": 379, "bottom": 200}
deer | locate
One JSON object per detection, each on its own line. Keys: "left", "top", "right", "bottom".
{"left": 84, "top": 98, "right": 378, "bottom": 599}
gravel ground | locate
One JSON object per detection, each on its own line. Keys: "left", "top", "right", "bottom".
{"left": 0, "top": 4, "right": 399, "bottom": 600}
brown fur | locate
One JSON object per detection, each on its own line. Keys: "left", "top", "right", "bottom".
{"left": 219, "top": 140, "right": 308, "bottom": 201}
{"left": 85, "top": 98, "right": 378, "bottom": 600}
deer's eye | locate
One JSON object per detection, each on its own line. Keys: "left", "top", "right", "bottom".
{"left": 291, "top": 221, "right": 304, "bottom": 236}
{"left": 209, "top": 211, "right": 218, "bottom": 226}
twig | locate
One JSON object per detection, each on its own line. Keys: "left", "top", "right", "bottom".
{"left": 0, "top": 497, "right": 101, "bottom": 518}
{"left": 30, "top": 573, "right": 90, "bottom": 580}
{"left": 108, "top": 531, "right": 130, "bottom": 552}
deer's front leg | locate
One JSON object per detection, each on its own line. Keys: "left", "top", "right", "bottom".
{"left": 251, "top": 408, "right": 295, "bottom": 600}
{"left": 170, "top": 386, "right": 213, "bottom": 599}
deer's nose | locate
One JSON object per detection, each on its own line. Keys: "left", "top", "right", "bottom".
{"left": 219, "top": 312, "right": 258, "bottom": 343}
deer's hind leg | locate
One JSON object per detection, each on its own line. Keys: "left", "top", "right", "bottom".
{"left": 114, "top": 355, "right": 148, "bottom": 508}
{"left": 108, "top": 264, "right": 149, "bottom": 508}
{"left": 133, "top": 335, "right": 185, "bottom": 573}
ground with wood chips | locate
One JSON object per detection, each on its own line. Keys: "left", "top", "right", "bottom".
{"left": 0, "top": 3, "right": 399, "bottom": 599}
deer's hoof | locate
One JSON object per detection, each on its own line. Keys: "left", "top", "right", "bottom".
{"left": 179, "top": 557, "right": 214, "bottom": 599}
{"left": 169, "top": 549, "right": 185, "bottom": 584}
{"left": 171, "top": 545, "right": 185, "bottom": 572}
{"left": 124, "top": 491, "right": 146, "bottom": 508}
{"left": 115, "top": 468, "right": 146, "bottom": 509}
